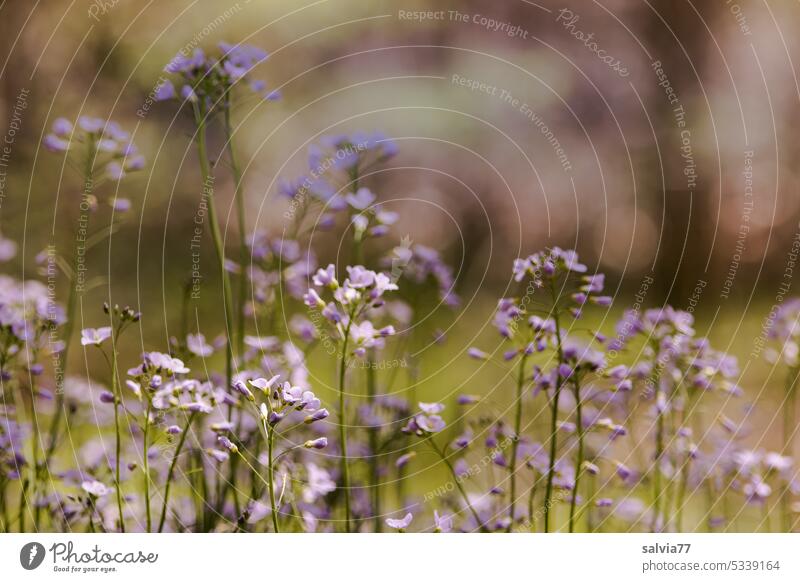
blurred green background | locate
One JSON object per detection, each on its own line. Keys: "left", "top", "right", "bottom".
{"left": 1, "top": 0, "right": 798, "bottom": 474}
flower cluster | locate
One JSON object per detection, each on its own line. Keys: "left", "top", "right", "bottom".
{"left": 43, "top": 116, "right": 145, "bottom": 181}
{"left": 403, "top": 402, "right": 446, "bottom": 435}
{"left": 385, "top": 242, "right": 460, "bottom": 308}
{"left": 157, "top": 42, "right": 279, "bottom": 106}
{"left": 9, "top": 31, "right": 799, "bottom": 535}
{"left": 304, "top": 265, "right": 398, "bottom": 357}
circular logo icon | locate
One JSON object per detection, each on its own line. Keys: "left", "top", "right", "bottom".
{"left": 20, "top": 542, "right": 46, "bottom": 570}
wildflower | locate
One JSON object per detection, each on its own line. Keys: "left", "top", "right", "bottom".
{"left": 303, "top": 437, "right": 328, "bottom": 449}
{"left": 301, "top": 463, "right": 336, "bottom": 503}
{"left": 304, "top": 408, "right": 329, "bottom": 423}
{"left": 186, "top": 333, "right": 214, "bottom": 357}
{"left": 43, "top": 116, "right": 144, "bottom": 180}
{"left": 160, "top": 42, "right": 277, "bottom": 108}
{"left": 80, "top": 327, "right": 112, "bottom": 346}
{"left": 404, "top": 402, "right": 446, "bottom": 435}
{"left": 232, "top": 379, "right": 255, "bottom": 402}
{"left": 385, "top": 512, "right": 413, "bottom": 531}
{"left": 396, "top": 452, "right": 416, "bottom": 468}
{"left": 467, "top": 347, "right": 489, "bottom": 360}
{"left": 457, "top": 394, "right": 480, "bottom": 405}
{"left": 433, "top": 510, "right": 452, "bottom": 533}
{"left": 218, "top": 436, "right": 238, "bottom": 453}
{"left": 81, "top": 480, "right": 109, "bottom": 497}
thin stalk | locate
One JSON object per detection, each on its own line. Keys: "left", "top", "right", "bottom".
{"left": 568, "top": 374, "right": 584, "bottom": 532}
{"left": 108, "top": 328, "right": 125, "bottom": 533}
{"left": 0, "top": 479, "right": 7, "bottom": 532}
{"left": 543, "top": 282, "right": 565, "bottom": 533}
{"left": 782, "top": 365, "right": 798, "bottom": 532}
{"left": 652, "top": 404, "right": 665, "bottom": 532}
{"left": 18, "top": 480, "right": 27, "bottom": 532}
{"left": 143, "top": 400, "right": 152, "bottom": 532}
{"left": 193, "top": 105, "right": 235, "bottom": 394}
{"left": 338, "top": 322, "right": 353, "bottom": 532}
{"left": 366, "top": 351, "right": 381, "bottom": 532}
{"left": 222, "top": 104, "right": 247, "bottom": 361}
{"left": 158, "top": 411, "right": 197, "bottom": 532}
{"left": 28, "top": 372, "right": 42, "bottom": 530}
{"left": 45, "top": 137, "right": 97, "bottom": 467}
{"left": 527, "top": 476, "right": 537, "bottom": 531}
{"left": 266, "top": 423, "right": 280, "bottom": 533}
{"left": 428, "top": 438, "right": 486, "bottom": 532}
{"left": 674, "top": 454, "right": 691, "bottom": 532}
{"left": 507, "top": 352, "right": 529, "bottom": 530}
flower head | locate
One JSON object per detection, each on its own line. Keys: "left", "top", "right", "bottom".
{"left": 385, "top": 512, "right": 413, "bottom": 531}
{"left": 80, "top": 327, "right": 112, "bottom": 346}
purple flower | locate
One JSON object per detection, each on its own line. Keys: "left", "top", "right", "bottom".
{"left": 250, "top": 375, "right": 280, "bottom": 395}
{"left": 52, "top": 117, "right": 73, "bottom": 136}
{"left": 396, "top": 452, "right": 416, "bottom": 468}
{"left": 414, "top": 413, "right": 445, "bottom": 434}
{"left": 313, "top": 264, "right": 337, "bottom": 287}
{"left": 385, "top": 512, "right": 413, "bottom": 531}
{"left": 433, "top": 510, "right": 452, "bottom": 533}
{"left": 614, "top": 461, "right": 632, "bottom": 481}
{"left": 187, "top": 333, "right": 213, "bottom": 357}
{"left": 457, "top": 394, "right": 480, "bottom": 405}
{"left": 181, "top": 401, "right": 212, "bottom": 414}
{"left": 154, "top": 79, "right": 176, "bottom": 101}
{"left": 304, "top": 408, "right": 329, "bottom": 424}
{"left": 231, "top": 379, "right": 255, "bottom": 402}
{"left": 43, "top": 134, "right": 70, "bottom": 152}
{"left": 303, "top": 437, "right": 328, "bottom": 449}
{"left": 419, "top": 402, "right": 444, "bottom": 414}
{"left": 80, "top": 327, "right": 112, "bottom": 346}
{"left": 218, "top": 436, "right": 238, "bottom": 453}
{"left": 206, "top": 448, "right": 229, "bottom": 463}
{"left": 468, "top": 347, "right": 489, "bottom": 360}
{"left": 345, "top": 187, "right": 376, "bottom": 210}
{"left": 81, "top": 480, "right": 109, "bottom": 497}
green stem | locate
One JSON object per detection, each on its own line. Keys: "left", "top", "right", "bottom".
{"left": 222, "top": 105, "right": 247, "bottom": 361}
{"left": 507, "top": 352, "right": 528, "bottom": 530}
{"left": 543, "top": 282, "right": 565, "bottom": 533}
{"left": 267, "top": 424, "right": 280, "bottom": 533}
{"left": 366, "top": 352, "right": 381, "bottom": 532}
{"left": 568, "top": 374, "right": 584, "bottom": 532}
{"left": 45, "top": 137, "right": 97, "bottom": 467}
{"left": 675, "top": 454, "right": 691, "bottom": 533}
{"left": 783, "top": 366, "right": 798, "bottom": 532}
{"left": 428, "top": 438, "right": 486, "bottom": 532}
{"left": 527, "top": 475, "right": 537, "bottom": 531}
{"left": 158, "top": 411, "right": 197, "bottom": 532}
{"left": 652, "top": 404, "right": 665, "bottom": 532}
{"left": 108, "top": 327, "right": 125, "bottom": 533}
{"left": 143, "top": 400, "right": 152, "bottom": 532}
{"left": 193, "top": 105, "right": 235, "bottom": 394}
{"left": 28, "top": 373, "right": 42, "bottom": 530}
{"left": 338, "top": 324, "right": 353, "bottom": 532}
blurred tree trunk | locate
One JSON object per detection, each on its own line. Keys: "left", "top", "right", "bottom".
{"left": 0, "top": 0, "right": 34, "bottom": 129}
{"left": 645, "top": 0, "right": 721, "bottom": 306}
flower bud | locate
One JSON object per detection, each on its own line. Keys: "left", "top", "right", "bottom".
{"left": 303, "top": 437, "right": 328, "bottom": 449}
{"left": 232, "top": 379, "right": 255, "bottom": 402}
{"left": 218, "top": 436, "right": 238, "bottom": 454}
{"left": 304, "top": 408, "right": 330, "bottom": 424}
